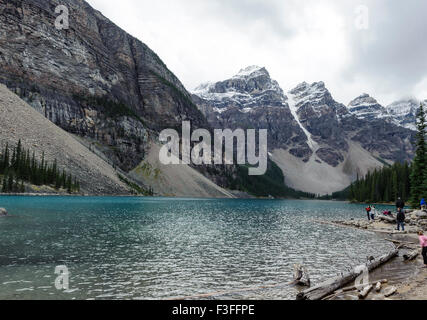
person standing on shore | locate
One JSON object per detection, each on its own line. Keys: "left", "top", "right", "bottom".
{"left": 371, "top": 206, "right": 377, "bottom": 220}
{"left": 421, "top": 198, "right": 426, "bottom": 210}
{"left": 365, "top": 206, "right": 372, "bottom": 221}
{"left": 418, "top": 231, "right": 427, "bottom": 268}
{"left": 396, "top": 197, "right": 405, "bottom": 211}
{"left": 396, "top": 208, "right": 406, "bottom": 231}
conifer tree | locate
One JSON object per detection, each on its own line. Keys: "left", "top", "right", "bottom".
{"left": 0, "top": 142, "right": 79, "bottom": 194}
{"left": 410, "top": 104, "right": 426, "bottom": 207}
{"left": 1, "top": 176, "right": 6, "bottom": 193}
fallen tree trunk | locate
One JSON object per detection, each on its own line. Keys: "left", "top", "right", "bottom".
{"left": 386, "top": 239, "right": 415, "bottom": 246}
{"left": 403, "top": 250, "right": 419, "bottom": 261}
{"left": 379, "top": 215, "right": 396, "bottom": 223}
{"left": 297, "top": 250, "right": 399, "bottom": 300}
{"left": 322, "top": 279, "right": 388, "bottom": 300}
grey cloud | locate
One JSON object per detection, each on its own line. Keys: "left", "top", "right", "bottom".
{"left": 344, "top": 0, "right": 427, "bottom": 99}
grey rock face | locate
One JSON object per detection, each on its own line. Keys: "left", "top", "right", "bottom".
{"left": 0, "top": 0, "right": 208, "bottom": 171}
{"left": 0, "top": 83, "right": 131, "bottom": 195}
{"left": 290, "top": 81, "right": 349, "bottom": 154}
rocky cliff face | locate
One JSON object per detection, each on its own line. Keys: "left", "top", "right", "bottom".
{"left": 0, "top": 0, "right": 208, "bottom": 171}
{"left": 0, "top": 84, "right": 131, "bottom": 195}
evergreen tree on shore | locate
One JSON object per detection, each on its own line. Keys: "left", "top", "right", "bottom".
{"left": 410, "top": 103, "right": 427, "bottom": 207}
{"left": 346, "top": 104, "right": 426, "bottom": 205}
{"left": 348, "top": 162, "right": 411, "bottom": 203}
{"left": 0, "top": 140, "right": 80, "bottom": 194}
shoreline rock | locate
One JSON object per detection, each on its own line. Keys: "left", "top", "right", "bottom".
{"left": 0, "top": 208, "right": 7, "bottom": 216}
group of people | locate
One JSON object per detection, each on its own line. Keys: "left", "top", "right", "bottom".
{"left": 365, "top": 205, "right": 377, "bottom": 221}
{"left": 365, "top": 198, "right": 406, "bottom": 230}
{"left": 364, "top": 197, "right": 427, "bottom": 268}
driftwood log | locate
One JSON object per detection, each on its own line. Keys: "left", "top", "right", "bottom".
{"left": 384, "top": 286, "right": 397, "bottom": 297}
{"left": 297, "top": 250, "right": 399, "bottom": 300}
{"left": 342, "top": 279, "right": 387, "bottom": 293}
{"left": 379, "top": 215, "right": 396, "bottom": 223}
{"left": 291, "top": 264, "right": 311, "bottom": 287}
{"left": 358, "top": 285, "right": 373, "bottom": 299}
{"left": 385, "top": 239, "right": 416, "bottom": 250}
{"left": 322, "top": 279, "right": 388, "bottom": 300}
{"left": 403, "top": 250, "right": 419, "bottom": 261}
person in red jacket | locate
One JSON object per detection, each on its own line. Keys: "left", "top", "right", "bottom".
{"left": 365, "top": 206, "right": 372, "bottom": 221}
{"left": 419, "top": 231, "right": 427, "bottom": 268}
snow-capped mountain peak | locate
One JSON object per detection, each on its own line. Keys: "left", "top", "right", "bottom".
{"left": 233, "top": 65, "right": 269, "bottom": 79}
{"left": 347, "top": 93, "right": 388, "bottom": 121}
{"left": 289, "top": 81, "right": 338, "bottom": 114}
{"left": 191, "top": 66, "right": 286, "bottom": 110}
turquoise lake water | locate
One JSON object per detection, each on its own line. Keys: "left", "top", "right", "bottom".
{"left": 0, "top": 196, "right": 395, "bottom": 300}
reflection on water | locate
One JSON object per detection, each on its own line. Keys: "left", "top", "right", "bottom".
{"left": 0, "top": 197, "right": 396, "bottom": 300}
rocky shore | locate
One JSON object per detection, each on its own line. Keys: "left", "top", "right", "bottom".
{"left": 315, "top": 209, "right": 427, "bottom": 300}
{"left": 327, "top": 209, "right": 427, "bottom": 234}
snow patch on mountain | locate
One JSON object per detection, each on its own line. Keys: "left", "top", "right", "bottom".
{"left": 291, "top": 81, "right": 328, "bottom": 106}
{"left": 386, "top": 99, "right": 422, "bottom": 131}
{"left": 287, "top": 93, "right": 319, "bottom": 153}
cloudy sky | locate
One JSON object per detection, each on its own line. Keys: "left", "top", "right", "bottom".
{"left": 86, "top": 0, "right": 427, "bottom": 106}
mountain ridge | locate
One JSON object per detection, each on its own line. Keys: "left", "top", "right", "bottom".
{"left": 192, "top": 66, "right": 416, "bottom": 194}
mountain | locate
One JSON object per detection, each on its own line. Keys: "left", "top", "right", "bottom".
{"left": 347, "top": 94, "right": 425, "bottom": 132}
{"left": 386, "top": 99, "right": 423, "bottom": 131}
{"left": 193, "top": 66, "right": 286, "bottom": 111}
{"left": 192, "top": 67, "right": 416, "bottom": 195}
{"left": 348, "top": 94, "right": 391, "bottom": 121}
{"left": 0, "top": 0, "right": 234, "bottom": 198}
{"left": 192, "top": 66, "right": 311, "bottom": 159}
{"left": 0, "top": 1, "right": 418, "bottom": 197}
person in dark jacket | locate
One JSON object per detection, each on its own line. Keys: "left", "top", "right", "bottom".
{"left": 396, "top": 207, "right": 405, "bottom": 231}
{"left": 396, "top": 197, "right": 405, "bottom": 210}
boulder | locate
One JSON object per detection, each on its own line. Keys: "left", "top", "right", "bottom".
{"left": 415, "top": 210, "right": 427, "bottom": 219}
{"left": 0, "top": 208, "right": 7, "bottom": 216}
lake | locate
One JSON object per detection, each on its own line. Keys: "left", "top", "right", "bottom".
{"left": 0, "top": 196, "right": 395, "bottom": 300}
